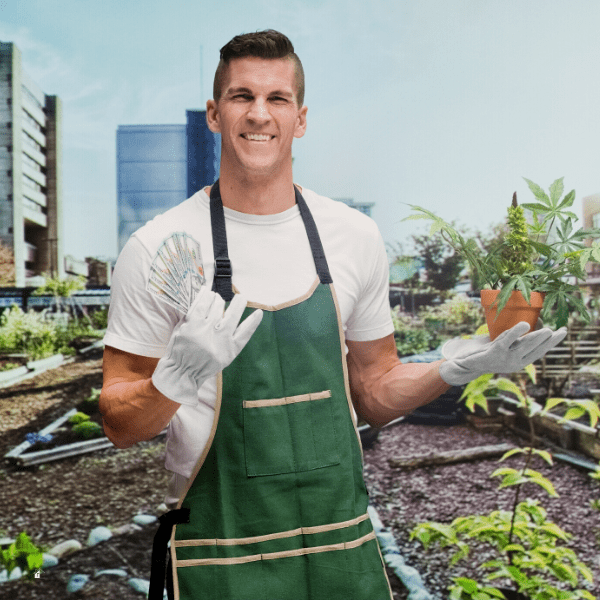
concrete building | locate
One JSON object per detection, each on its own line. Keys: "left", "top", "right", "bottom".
{"left": 116, "top": 110, "right": 220, "bottom": 253}
{"left": 0, "top": 41, "right": 64, "bottom": 287}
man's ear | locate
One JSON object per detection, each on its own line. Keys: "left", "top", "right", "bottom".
{"left": 206, "top": 99, "right": 220, "bottom": 134}
{"left": 294, "top": 105, "right": 308, "bottom": 139}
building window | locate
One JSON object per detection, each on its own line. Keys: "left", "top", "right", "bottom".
{"left": 593, "top": 213, "right": 600, "bottom": 230}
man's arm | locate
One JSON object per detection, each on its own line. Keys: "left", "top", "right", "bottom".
{"left": 99, "top": 346, "right": 181, "bottom": 449}
{"left": 346, "top": 334, "right": 451, "bottom": 428}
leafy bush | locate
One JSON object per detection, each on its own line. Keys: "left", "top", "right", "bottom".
{"left": 83, "top": 387, "right": 101, "bottom": 406}
{"left": 68, "top": 411, "right": 90, "bottom": 425}
{"left": 72, "top": 421, "right": 103, "bottom": 440}
{"left": 419, "top": 294, "right": 484, "bottom": 337}
{"left": 0, "top": 531, "right": 44, "bottom": 579}
{"left": 392, "top": 307, "right": 441, "bottom": 356}
{"left": 0, "top": 306, "right": 59, "bottom": 359}
{"left": 90, "top": 307, "right": 108, "bottom": 330}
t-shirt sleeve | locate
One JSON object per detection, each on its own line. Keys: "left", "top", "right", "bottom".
{"left": 344, "top": 226, "right": 394, "bottom": 342}
{"left": 102, "top": 235, "right": 180, "bottom": 358}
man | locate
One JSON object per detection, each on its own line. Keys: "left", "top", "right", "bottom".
{"left": 100, "top": 30, "right": 565, "bottom": 600}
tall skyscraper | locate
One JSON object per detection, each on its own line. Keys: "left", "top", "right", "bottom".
{"left": 116, "top": 110, "right": 220, "bottom": 253}
{"left": 0, "top": 41, "right": 64, "bottom": 287}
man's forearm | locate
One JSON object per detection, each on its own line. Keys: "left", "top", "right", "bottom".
{"left": 99, "top": 378, "right": 180, "bottom": 449}
{"left": 351, "top": 360, "right": 451, "bottom": 428}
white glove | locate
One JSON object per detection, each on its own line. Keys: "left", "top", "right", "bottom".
{"left": 152, "top": 287, "right": 263, "bottom": 405}
{"left": 439, "top": 322, "right": 567, "bottom": 386}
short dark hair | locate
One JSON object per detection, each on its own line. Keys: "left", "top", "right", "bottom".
{"left": 213, "top": 29, "right": 305, "bottom": 106}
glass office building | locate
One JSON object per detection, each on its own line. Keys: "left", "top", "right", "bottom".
{"left": 116, "top": 110, "right": 220, "bottom": 253}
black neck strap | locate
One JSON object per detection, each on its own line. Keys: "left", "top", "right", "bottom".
{"left": 210, "top": 180, "right": 332, "bottom": 301}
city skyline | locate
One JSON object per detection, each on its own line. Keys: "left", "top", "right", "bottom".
{"left": 2, "top": 0, "right": 600, "bottom": 262}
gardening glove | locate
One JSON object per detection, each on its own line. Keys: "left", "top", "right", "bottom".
{"left": 152, "top": 287, "right": 263, "bottom": 405}
{"left": 439, "top": 322, "right": 567, "bottom": 386}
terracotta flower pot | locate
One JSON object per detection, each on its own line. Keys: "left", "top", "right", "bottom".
{"left": 480, "top": 289, "right": 545, "bottom": 341}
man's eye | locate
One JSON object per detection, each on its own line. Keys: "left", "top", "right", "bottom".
{"left": 271, "top": 97, "right": 287, "bottom": 102}
{"left": 234, "top": 94, "right": 252, "bottom": 100}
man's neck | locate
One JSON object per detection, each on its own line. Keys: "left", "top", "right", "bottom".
{"left": 216, "top": 169, "right": 297, "bottom": 215}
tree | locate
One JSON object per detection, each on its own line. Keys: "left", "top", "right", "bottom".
{"left": 411, "top": 231, "right": 464, "bottom": 293}
{"left": 0, "top": 242, "right": 15, "bottom": 287}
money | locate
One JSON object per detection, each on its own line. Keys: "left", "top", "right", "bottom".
{"left": 146, "top": 233, "right": 206, "bottom": 313}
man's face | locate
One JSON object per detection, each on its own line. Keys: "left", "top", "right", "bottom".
{"left": 207, "top": 57, "right": 307, "bottom": 178}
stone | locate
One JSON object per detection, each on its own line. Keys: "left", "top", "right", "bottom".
{"left": 42, "top": 553, "right": 59, "bottom": 568}
{"left": 132, "top": 514, "right": 157, "bottom": 526}
{"left": 111, "top": 523, "right": 138, "bottom": 536}
{"left": 0, "top": 569, "right": 7, "bottom": 583}
{"left": 94, "top": 568, "right": 128, "bottom": 578}
{"left": 156, "top": 502, "right": 168, "bottom": 514}
{"left": 67, "top": 574, "right": 90, "bottom": 593}
{"left": 8, "top": 567, "right": 22, "bottom": 581}
{"left": 48, "top": 539, "right": 82, "bottom": 558}
{"left": 86, "top": 526, "right": 112, "bottom": 546}
{"left": 128, "top": 577, "right": 150, "bottom": 595}
{"left": 0, "top": 537, "right": 15, "bottom": 547}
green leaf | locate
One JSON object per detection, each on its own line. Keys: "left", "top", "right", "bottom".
{"left": 543, "top": 397, "right": 567, "bottom": 413}
{"left": 561, "top": 407, "right": 586, "bottom": 423}
{"left": 455, "top": 578, "right": 479, "bottom": 594}
{"left": 499, "top": 448, "right": 526, "bottom": 462}
{"left": 524, "top": 469, "right": 558, "bottom": 496}
{"left": 523, "top": 178, "right": 551, "bottom": 205}
{"left": 549, "top": 177, "right": 565, "bottom": 204}
{"left": 532, "top": 449, "right": 553, "bottom": 466}
{"left": 575, "top": 560, "right": 594, "bottom": 583}
{"left": 524, "top": 363, "right": 537, "bottom": 384}
{"left": 539, "top": 522, "right": 570, "bottom": 540}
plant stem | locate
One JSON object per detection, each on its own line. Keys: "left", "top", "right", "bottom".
{"left": 506, "top": 380, "right": 537, "bottom": 568}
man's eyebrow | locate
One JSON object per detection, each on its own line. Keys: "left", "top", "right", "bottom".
{"left": 225, "top": 87, "right": 294, "bottom": 98}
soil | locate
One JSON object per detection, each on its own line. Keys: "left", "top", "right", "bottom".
{"left": 0, "top": 352, "right": 599, "bottom": 599}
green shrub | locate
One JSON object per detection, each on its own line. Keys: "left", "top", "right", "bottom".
{"left": 83, "top": 387, "right": 102, "bottom": 406}
{"left": 419, "top": 294, "right": 484, "bottom": 337}
{"left": 0, "top": 531, "right": 44, "bottom": 579}
{"left": 0, "top": 306, "right": 59, "bottom": 359}
{"left": 392, "top": 307, "right": 441, "bottom": 356}
{"left": 90, "top": 307, "right": 108, "bottom": 330}
{"left": 72, "top": 421, "right": 103, "bottom": 440}
{"left": 68, "top": 411, "right": 90, "bottom": 425}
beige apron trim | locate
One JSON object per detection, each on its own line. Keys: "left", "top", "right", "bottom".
{"left": 329, "top": 283, "right": 364, "bottom": 457}
{"left": 244, "top": 277, "right": 320, "bottom": 312}
{"left": 242, "top": 390, "right": 331, "bottom": 409}
{"left": 175, "top": 531, "right": 376, "bottom": 567}
{"left": 174, "top": 511, "right": 369, "bottom": 548}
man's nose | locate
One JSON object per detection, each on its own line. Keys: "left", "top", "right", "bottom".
{"left": 246, "top": 99, "right": 270, "bottom": 123}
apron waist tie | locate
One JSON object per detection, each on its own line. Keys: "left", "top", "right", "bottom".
{"left": 149, "top": 507, "right": 190, "bottom": 600}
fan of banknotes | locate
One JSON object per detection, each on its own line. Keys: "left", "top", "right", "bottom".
{"left": 146, "top": 232, "right": 205, "bottom": 313}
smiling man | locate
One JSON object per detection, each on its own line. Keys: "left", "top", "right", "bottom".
{"left": 99, "top": 30, "right": 566, "bottom": 600}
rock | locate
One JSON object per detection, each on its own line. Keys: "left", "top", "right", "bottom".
{"left": 128, "top": 577, "right": 150, "bottom": 595}
{"left": 8, "top": 566, "right": 22, "bottom": 581}
{"left": 133, "top": 514, "right": 157, "bottom": 526}
{"left": 42, "top": 553, "right": 59, "bottom": 568}
{"left": 156, "top": 502, "right": 168, "bottom": 514}
{"left": 87, "top": 526, "right": 113, "bottom": 546}
{"left": 0, "top": 569, "right": 7, "bottom": 583}
{"left": 112, "top": 522, "right": 138, "bottom": 535}
{"left": 67, "top": 574, "right": 90, "bottom": 593}
{"left": 48, "top": 539, "right": 82, "bottom": 558}
{"left": 0, "top": 537, "right": 15, "bottom": 547}
{"left": 94, "top": 568, "right": 128, "bottom": 578}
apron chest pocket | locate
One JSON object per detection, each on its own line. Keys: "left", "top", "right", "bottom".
{"left": 242, "top": 390, "right": 340, "bottom": 477}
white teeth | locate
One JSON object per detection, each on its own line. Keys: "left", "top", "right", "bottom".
{"left": 244, "top": 134, "right": 271, "bottom": 141}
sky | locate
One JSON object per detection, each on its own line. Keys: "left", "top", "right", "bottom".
{"left": 1, "top": 0, "right": 600, "bottom": 262}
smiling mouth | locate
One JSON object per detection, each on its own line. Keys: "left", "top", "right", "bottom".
{"left": 241, "top": 133, "right": 274, "bottom": 141}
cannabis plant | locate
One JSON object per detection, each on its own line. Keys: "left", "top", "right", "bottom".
{"left": 404, "top": 178, "right": 600, "bottom": 327}
{"left": 411, "top": 368, "right": 598, "bottom": 599}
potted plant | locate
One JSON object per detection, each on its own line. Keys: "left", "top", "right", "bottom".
{"left": 411, "top": 367, "right": 598, "bottom": 599}
{"left": 404, "top": 178, "right": 600, "bottom": 339}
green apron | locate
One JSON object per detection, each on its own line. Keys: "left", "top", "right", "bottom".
{"left": 151, "top": 181, "right": 392, "bottom": 600}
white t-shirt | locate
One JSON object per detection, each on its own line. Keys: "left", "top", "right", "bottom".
{"left": 103, "top": 186, "right": 394, "bottom": 485}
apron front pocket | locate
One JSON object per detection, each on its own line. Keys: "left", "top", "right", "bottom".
{"left": 242, "top": 390, "right": 340, "bottom": 477}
